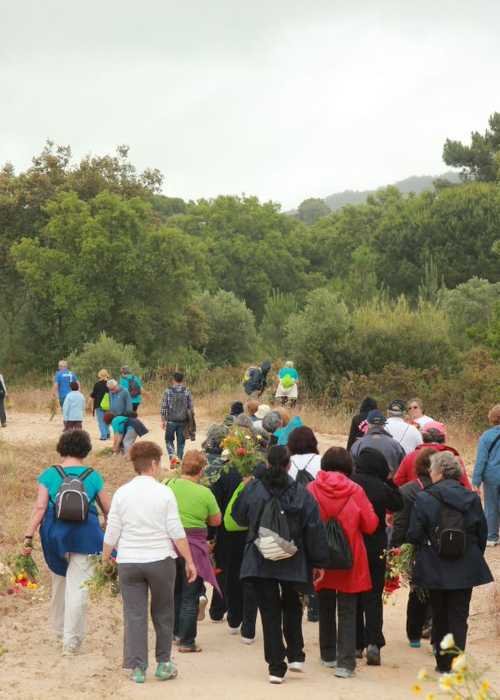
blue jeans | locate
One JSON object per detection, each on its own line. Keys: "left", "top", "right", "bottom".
{"left": 166, "top": 421, "right": 186, "bottom": 459}
{"left": 173, "top": 559, "right": 204, "bottom": 647}
{"left": 483, "top": 480, "right": 500, "bottom": 542}
{"left": 95, "top": 408, "right": 110, "bottom": 439}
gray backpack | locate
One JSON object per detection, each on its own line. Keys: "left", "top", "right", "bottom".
{"left": 52, "top": 465, "right": 94, "bottom": 521}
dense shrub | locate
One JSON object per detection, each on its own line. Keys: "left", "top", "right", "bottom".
{"left": 67, "top": 332, "right": 142, "bottom": 387}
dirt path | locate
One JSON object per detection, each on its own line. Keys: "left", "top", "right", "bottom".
{"left": 1, "top": 409, "right": 499, "bottom": 699}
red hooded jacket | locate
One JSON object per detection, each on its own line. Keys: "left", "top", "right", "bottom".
{"left": 394, "top": 443, "right": 472, "bottom": 490}
{"left": 308, "top": 471, "right": 378, "bottom": 594}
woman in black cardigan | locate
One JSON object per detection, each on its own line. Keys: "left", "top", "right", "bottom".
{"left": 408, "top": 450, "right": 492, "bottom": 672}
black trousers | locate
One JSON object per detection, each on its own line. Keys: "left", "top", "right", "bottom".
{"left": 0, "top": 396, "right": 6, "bottom": 425}
{"left": 319, "top": 589, "right": 357, "bottom": 671}
{"left": 252, "top": 579, "right": 305, "bottom": 678}
{"left": 407, "top": 588, "right": 431, "bottom": 642}
{"left": 356, "top": 554, "right": 386, "bottom": 650}
{"left": 429, "top": 588, "right": 472, "bottom": 672}
{"left": 209, "top": 572, "right": 226, "bottom": 620}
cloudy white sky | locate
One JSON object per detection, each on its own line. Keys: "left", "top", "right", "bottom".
{"left": 1, "top": 1, "right": 499, "bottom": 208}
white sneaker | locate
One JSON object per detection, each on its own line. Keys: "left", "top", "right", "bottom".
{"left": 289, "top": 661, "right": 304, "bottom": 673}
{"left": 198, "top": 595, "right": 208, "bottom": 621}
{"left": 241, "top": 636, "right": 255, "bottom": 645}
{"left": 269, "top": 676, "right": 284, "bottom": 684}
{"left": 228, "top": 626, "right": 240, "bottom": 635}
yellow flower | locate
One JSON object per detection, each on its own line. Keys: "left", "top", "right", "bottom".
{"left": 411, "top": 684, "right": 423, "bottom": 695}
{"left": 425, "top": 694, "right": 436, "bottom": 700}
{"left": 440, "top": 633, "right": 455, "bottom": 650}
{"left": 480, "top": 680, "right": 491, "bottom": 692}
{"left": 438, "top": 674, "right": 454, "bottom": 691}
{"left": 417, "top": 669, "right": 430, "bottom": 681}
{"left": 451, "top": 654, "right": 468, "bottom": 672}
{"left": 453, "top": 672, "right": 464, "bottom": 686}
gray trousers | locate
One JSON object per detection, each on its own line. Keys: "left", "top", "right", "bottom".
{"left": 118, "top": 557, "right": 176, "bottom": 670}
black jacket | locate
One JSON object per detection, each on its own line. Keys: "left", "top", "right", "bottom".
{"left": 407, "top": 479, "right": 493, "bottom": 590}
{"left": 232, "top": 475, "right": 329, "bottom": 585}
{"left": 90, "top": 379, "right": 108, "bottom": 414}
{"left": 391, "top": 475, "right": 432, "bottom": 548}
{"left": 351, "top": 449, "right": 404, "bottom": 559}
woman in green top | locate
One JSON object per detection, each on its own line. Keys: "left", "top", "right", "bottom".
{"left": 167, "top": 450, "right": 221, "bottom": 652}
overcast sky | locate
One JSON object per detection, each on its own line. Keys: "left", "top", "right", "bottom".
{"left": 1, "top": 1, "right": 499, "bottom": 209}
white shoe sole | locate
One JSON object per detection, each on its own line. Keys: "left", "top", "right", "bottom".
{"left": 289, "top": 663, "right": 304, "bottom": 673}
{"left": 241, "top": 637, "right": 255, "bottom": 645}
{"left": 269, "top": 676, "right": 284, "bottom": 684}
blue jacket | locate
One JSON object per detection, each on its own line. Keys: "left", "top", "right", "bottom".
{"left": 472, "top": 425, "right": 500, "bottom": 486}
{"left": 62, "top": 391, "right": 85, "bottom": 421}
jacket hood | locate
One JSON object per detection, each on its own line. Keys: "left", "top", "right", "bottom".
{"left": 355, "top": 448, "right": 390, "bottom": 481}
{"left": 416, "top": 442, "right": 460, "bottom": 456}
{"left": 309, "top": 471, "right": 358, "bottom": 517}
{"left": 429, "top": 479, "right": 476, "bottom": 513}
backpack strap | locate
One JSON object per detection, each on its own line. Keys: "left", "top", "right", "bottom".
{"left": 53, "top": 465, "right": 66, "bottom": 480}
{"left": 79, "top": 468, "right": 94, "bottom": 481}
{"left": 487, "top": 433, "right": 500, "bottom": 459}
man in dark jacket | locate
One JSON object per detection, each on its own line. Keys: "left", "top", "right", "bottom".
{"left": 351, "top": 447, "right": 404, "bottom": 665}
{"left": 232, "top": 446, "right": 329, "bottom": 683}
{"left": 408, "top": 451, "right": 492, "bottom": 672}
{"left": 351, "top": 410, "right": 406, "bottom": 474}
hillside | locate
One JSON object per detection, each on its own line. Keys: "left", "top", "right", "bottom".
{"left": 323, "top": 171, "right": 461, "bottom": 211}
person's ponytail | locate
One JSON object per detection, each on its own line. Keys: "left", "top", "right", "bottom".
{"left": 262, "top": 445, "right": 290, "bottom": 490}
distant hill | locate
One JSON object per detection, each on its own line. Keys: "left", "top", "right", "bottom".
{"left": 323, "top": 172, "right": 461, "bottom": 211}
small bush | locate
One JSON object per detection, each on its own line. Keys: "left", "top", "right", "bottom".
{"left": 67, "top": 332, "right": 142, "bottom": 387}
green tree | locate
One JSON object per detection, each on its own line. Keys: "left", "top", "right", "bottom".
{"left": 197, "top": 290, "right": 257, "bottom": 365}
{"left": 296, "top": 198, "right": 330, "bottom": 225}
{"left": 67, "top": 332, "right": 142, "bottom": 387}
{"left": 259, "top": 289, "right": 299, "bottom": 355}
{"left": 441, "top": 277, "right": 500, "bottom": 346}
{"left": 443, "top": 112, "right": 500, "bottom": 181}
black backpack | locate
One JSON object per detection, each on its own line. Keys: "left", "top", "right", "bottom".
{"left": 431, "top": 491, "right": 467, "bottom": 560}
{"left": 53, "top": 466, "right": 94, "bottom": 522}
{"left": 294, "top": 459, "right": 315, "bottom": 487}
{"left": 324, "top": 500, "right": 353, "bottom": 569}
{"left": 128, "top": 376, "right": 141, "bottom": 398}
{"left": 169, "top": 389, "right": 189, "bottom": 422}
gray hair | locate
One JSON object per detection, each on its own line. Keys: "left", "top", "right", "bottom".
{"left": 430, "top": 451, "right": 462, "bottom": 481}
{"left": 107, "top": 379, "right": 118, "bottom": 389}
{"left": 234, "top": 414, "right": 256, "bottom": 433}
{"left": 262, "top": 411, "right": 282, "bottom": 434}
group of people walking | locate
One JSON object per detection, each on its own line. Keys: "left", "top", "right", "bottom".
{"left": 19, "top": 374, "right": 500, "bottom": 686}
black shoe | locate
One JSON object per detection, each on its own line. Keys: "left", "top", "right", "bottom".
{"left": 356, "top": 649, "right": 364, "bottom": 659}
{"left": 366, "top": 645, "right": 381, "bottom": 666}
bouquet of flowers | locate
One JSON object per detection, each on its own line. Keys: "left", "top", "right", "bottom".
{"left": 411, "top": 634, "right": 499, "bottom": 698}
{"left": 83, "top": 555, "right": 119, "bottom": 600}
{"left": 383, "top": 543, "right": 415, "bottom": 600}
{"left": 221, "top": 428, "right": 261, "bottom": 477}
{"left": 1, "top": 554, "right": 39, "bottom": 594}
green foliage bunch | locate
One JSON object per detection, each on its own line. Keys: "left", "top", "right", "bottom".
{"left": 67, "top": 333, "right": 142, "bottom": 386}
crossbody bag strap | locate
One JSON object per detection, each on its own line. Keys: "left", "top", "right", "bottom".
{"left": 487, "top": 433, "right": 500, "bottom": 459}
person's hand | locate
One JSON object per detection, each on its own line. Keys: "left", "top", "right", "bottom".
{"left": 207, "top": 540, "right": 216, "bottom": 554}
{"left": 185, "top": 560, "right": 198, "bottom": 583}
{"left": 242, "top": 475, "right": 254, "bottom": 486}
{"left": 313, "top": 568, "right": 325, "bottom": 584}
{"left": 161, "top": 421, "right": 166, "bottom": 431}
{"left": 473, "top": 485, "right": 482, "bottom": 495}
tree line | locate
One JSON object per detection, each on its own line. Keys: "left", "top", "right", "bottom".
{"left": 1, "top": 117, "right": 499, "bottom": 403}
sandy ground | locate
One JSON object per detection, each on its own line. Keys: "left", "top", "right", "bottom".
{"left": 1, "top": 408, "right": 500, "bottom": 700}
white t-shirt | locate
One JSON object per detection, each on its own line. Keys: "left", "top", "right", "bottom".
{"left": 289, "top": 454, "right": 321, "bottom": 481}
{"left": 104, "top": 475, "right": 185, "bottom": 563}
{"left": 415, "top": 415, "right": 434, "bottom": 428}
{"left": 386, "top": 417, "right": 423, "bottom": 455}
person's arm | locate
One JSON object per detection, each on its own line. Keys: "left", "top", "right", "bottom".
{"left": 472, "top": 434, "right": 489, "bottom": 488}
{"left": 53, "top": 374, "right": 59, "bottom": 398}
{"left": 112, "top": 428, "right": 122, "bottom": 454}
{"left": 102, "top": 494, "right": 122, "bottom": 560}
{"left": 173, "top": 537, "right": 197, "bottom": 582}
{"left": 384, "top": 479, "right": 404, "bottom": 513}
{"left": 160, "top": 390, "right": 169, "bottom": 429}
{"left": 302, "top": 493, "right": 330, "bottom": 567}
{"left": 357, "top": 489, "right": 379, "bottom": 535}
{"left": 206, "top": 490, "right": 222, "bottom": 527}
{"left": 390, "top": 493, "right": 412, "bottom": 547}
{"left": 0, "top": 374, "right": 7, "bottom": 396}
{"left": 207, "top": 513, "right": 222, "bottom": 527}
{"left": 187, "top": 389, "right": 193, "bottom": 412}
{"left": 346, "top": 416, "right": 359, "bottom": 451}
{"left": 97, "top": 490, "right": 111, "bottom": 517}
{"left": 22, "top": 485, "right": 49, "bottom": 554}
{"left": 125, "top": 390, "right": 133, "bottom": 414}
{"left": 406, "top": 496, "right": 427, "bottom": 546}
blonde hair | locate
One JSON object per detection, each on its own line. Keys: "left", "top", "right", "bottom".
{"left": 182, "top": 450, "right": 207, "bottom": 476}
{"left": 98, "top": 368, "right": 110, "bottom": 380}
{"left": 488, "top": 404, "right": 500, "bottom": 426}
{"left": 275, "top": 407, "right": 290, "bottom": 427}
